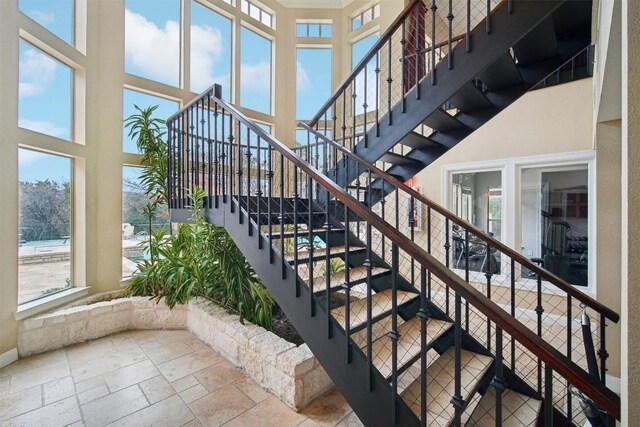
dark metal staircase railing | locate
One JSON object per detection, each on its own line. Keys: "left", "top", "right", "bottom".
{"left": 298, "top": 122, "right": 620, "bottom": 424}
{"left": 167, "top": 84, "right": 620, "bottom": 426}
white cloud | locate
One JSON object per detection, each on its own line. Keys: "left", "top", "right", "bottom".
{"left": 28, "top": 10, "right": 55, "bottom": 26}
{"left": 18, "top": 147, "right": 46, "bottom": 167}
{"left": 124, "top": 9, "right": 180, "bottom": 84}
{"left": 190, "top": 24, "right": 227, "bottom": 91}
{"left": 240, "top": 61, "right": 271, "bottom": 95}
{"left": 19, "top": 119, "right": 67, "bottom": 138}
{"left": 19, "top": 47, "right": 57, "bottom": 98}
{"left": 296, "top": 60, "right": 310, "bottom": 91}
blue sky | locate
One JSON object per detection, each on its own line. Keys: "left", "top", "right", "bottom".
{"left": 352, "top": 33, "right": 379, "bottom": 115}
{"left": 18, "top": 40, "right": 72, "bottom": 141}
{"left": 19, "top": 149, "right": 71, "bottom": 183}
{"left": 19, "top": 0, "right": 73, "bottom": 45}
{"left": 296, "top": 48, "right": 332, "bottom": 120}
{"left": 240, "top": 27, "right": 272, "bottom": 114}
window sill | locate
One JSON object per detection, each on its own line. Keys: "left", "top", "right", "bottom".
{"left": 15, "top": 287, "right": 91, "bottom": 321}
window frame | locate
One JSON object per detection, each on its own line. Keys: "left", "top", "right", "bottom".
{"left": 442, "top": 150, "right": 596, "bottom": 295}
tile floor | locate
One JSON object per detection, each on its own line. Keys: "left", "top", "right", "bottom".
{"left": 0, "top": 330, "right": 362, "bottom": 427}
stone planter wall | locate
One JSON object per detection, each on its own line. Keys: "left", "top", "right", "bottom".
{"left": 17, "top": 297, "right": 333, "bottom": 411}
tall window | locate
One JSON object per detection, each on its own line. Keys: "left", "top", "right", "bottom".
{"left": 521, "top": 166, "right": 589, "bottom": 286}
{"left": 19, "top": 0, "right": 74, "bottom": 46}
{"left": 296, "top": 48, "right": 332, "bottom": 120}
{"left": 125, "top": 0, "right": 180, "bottom": 87}
{"left": 240, "top": 27, "right": 272, "bottom": 115}
{"left": 450, "top": 171, "right": 502, "bottom": 274}
{"left": 122, "top": 89, "right": 179, "bottom": 154}
{"left": 18, "top": 40, "right": 73, "bottom": 141}
{"left": 190, "top": 1, "right": 232, "bottom": 97}
{"left": 352, "top": 33, "right": 379, "bottom": 117}
{"left": 122, "top": 166, "right": 170, "bottom": 278}
{"left": 19, "top": 149, "right": 73, "bottom": 304}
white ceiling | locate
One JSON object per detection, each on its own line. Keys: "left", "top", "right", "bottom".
{"left": 275, "top": 0, "right": 355, "bottom": 9}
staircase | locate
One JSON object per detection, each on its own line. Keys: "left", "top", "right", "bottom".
{"left": 167, "top": 1, "right": 620, "bottom": 425}
{"left": 303, "top": 0, "right": 594, "bottom": 205}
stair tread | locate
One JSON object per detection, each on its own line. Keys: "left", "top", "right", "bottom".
{"left": 513, "top": 17, "right": 559, "bottom": 66}
{"left": 478, "top": 52, "right": 523, "bottom": 91}
{"left": 448, "top": 83, "right": 494, "bottom": 113}
{"left": 331, "top": 289, "right": 418, "bottom": 331}
{"left": 399, "top": 132, "right": 440, "bottom": 149}
{"left": 422, "top": 109, "right": 466, "bottom": 133}
{"left": 465, "top": 388, "right": 541, "bottom": 427}
{"left": 380, "top": 152, "right": 423, "bottom": 166}
{"left": 286, "top": 245, "right": 363, "bottom": 262}
{"left": 270, "top": 228, "right": 341, "bottom": 239}
{"left": 367, "top": 317, "right": 452, "bottom": 379}
{"left": 300, "top": 266, "right": 390, "bottom": 291}
{"left": 400, "top": 348, "right": 493, "bottom": 426}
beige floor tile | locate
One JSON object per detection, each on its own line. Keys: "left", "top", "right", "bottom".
{"left": 77, "top": 384, "right": 109, "bottom": 405}
{"left": 233, "top": 377, "right": 271, "bottom": 404}
{"left": 182, "top": 418, "right": 203, "bottom": 427}
{"left": 9, "top": 360, "right": 70, "bottom": 394}
{"left": 182, "top": 337, "right": 209, "bottom": 353}
{"left": 71, "top": 346, "right": 147, "bottom": 383}
{"left": 297, "top": 419, "right": 322, "bottom": 427}
{"left": 158, "top": 349, "right": 223, "bottom": 382}
{"left": 153, "top": 330, "right": 194, "bottom": 344}
{"left": 188, "top": 384, "right": 254, "bottom": 426}
{"left": 75, "top": 375, "right": 107, "bottom": 394}
{"left": 334, "top": 411, "right": 364, "bottom": 427}
{"left": 301, "top": 389, "right": 352, "bottom": 427}
{"left": 0, "top": 350, "right": 67, "bottom": 378}
{"left": 43, "top": 376, "right": 76, "bottom": 405}
{"left": 66, "top": 338, "right": 117, "bottom": 366}
{"left": 144, "top": 340, "right": 194, "bottom": 365}
{"left": 82, "top": 385, "right": 149, "bottom": 426}
{"left": 3, "top": 396, "right": 81, "bottom": 427}
{"left": 171, "top": 375, "right": 200, "bottom": 393}
{"left": 194, "top": 360, "right": 244, "bottom": 392}
{"left": 223, "top": 395, "right": 307, "bottom": 427}
{"left": 0, "top": 387, "right": 42, "bottom": 422}
{"left": 109, "top": 334, "right": 139, "bottom": 351}
{"left": 104, "top": 360, "right": 160, "bottom": 392}
{"left": 128, "top": 330, "right": 160, "bottom": 347}
{"left": 107, "top": 395, "right": 195, "bottom": 427}
{"left": 139, "top": 375, "right": 175, "bottom": 404}
{"left": 179, "top": 384, "right": 209, "bottom": 404}
{"left": 0, "top": 376, "right": 10, "bottom": 397}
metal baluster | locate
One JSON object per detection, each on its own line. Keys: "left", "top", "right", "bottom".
{"left": 351, "top": 81, "right": 357, "bottom": 151}
{"left": 168, "top": 120, "right": 173, "bottom": 209}
{"left": 415, "top": 3, "right": 422, "bottom": 98}
{"left": 544, "top": 365, "right": 553, "bottom": 425}
{"left": 201, "top": 98, "right": 206, "bottom": 191}
{"left": 419, "top": 263, "right": 428, "bottom": 427}
{"left": 325, "top": 186, "right": 332, "bottom": 339}
{"left": 431, "top": 0, "right": 437, "bottom": 84}
{"left": 293, "top": 166, "right": 299, "bottom": 297}
{"left": 600, "top": 315, "right": 608, "bottom": 385}
{"left": 237, "top": 121, "right": 243, "bottom": 223}
{"left": 246, "top": 128, "right": 252, "bottom": 234}
{"left": 363, "top": 65, "right": 368, "bottom": 148}
{"left": 374, "top": 53, "right": 380, "bottom": 137}
{"left": 452, "top": 293, "right": 463, "bottom": 426}
{"left": 381, "top": 181, "right": 386, "bottom": 261}
{"left": 486, "top": 242, "right": 492, "bottom": 352}
{"left": 493, "top": 327, "right": 506, "bottom": 427}
{"left": 228, "top": 119, "right": 235, "bottom": 212}
{"left": 567, "top": 296, "right": 573, "bottom": 421}
{"left": 510, "top": 259, "right": 516, "bottom": 371}
{"left": 221, "top": 111, "right": 227, "bottom": 204}
{"left": 445, "top": 218, "right": 450, "bottom": 315}
{"left": 268, "top": 145, "right": 274, "bottom": 263}
{"left": 465, "top": 230, "right": 470, "bottom": 331}
{"left": 256, "top": 135, "right": 262, "bottom": 249}
{"left": 387, "top": 40, "right": 393, "bottom": 126}
{"left": 401, "top": 18, "right": 407, "bottom": 111}
{"left": 536, "top": 274, "right": 543, "bottom": 393}
{"left": 344, "top": 183, "right": 351, "bottom": 363}
{"left": 207, "top": 95, "right": 213, "bottom": 208}
{"left": 365, "top": 170, "right": 373, "bottom": 391}
{"left": 466, "top": 0, "right": 471, "bottom": 52}
{"left": 390, "top": 243, "right": 399, "bottom": 425}
{"left": 448, "top": 0, "right": 454, "bottom": 70}
{"left": 308, "top": 162, "right": 315, "bottom": 317}
{"left": 195, "top": 105, "right": 200, "bottom": 189}
{"left": 486, "top": 0, "right": 491, "bottom": 34}
{"left": 427, "top": 207, "right": 432, "bottom": 299}
{"left": 342, "top": 91, "right": 347, "bottom": 149}
{"left": 280, "top": 154, "right": 286, "bottom": 279}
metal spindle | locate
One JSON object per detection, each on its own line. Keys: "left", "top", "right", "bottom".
{"left": 256, "top": 135, "right": 262, "bottom": 249}
{"left": 493, "top": 327, "right": 505, "bottom": 427}
{"left": 486, "top": 242, "right": 492, "bottom": 351}
{"left": 390, "top": 244, "right": 399, "bottom": 425}
{"left": 293, "top": 166, "right": 299, "bottom": 297}
{"left": 452, "top": 293, "right": 463, "bottom": 426}
{"left": 325, "top": 186, "right": 332, "bottom": 339}
{"left": 401, "top": 18, "right": 407, "bottom": 111}
{"left": 387, "top": 40, "right": 393, "bottom": 125}
{"left": 268, "top": 145, "right": 273, "bottom": 263}
{"left": 447, "top": 0, "right": 454, "bottom": 70}
{"left": 280, "top": 154, "right": 285, "bottom": 279}
{"left": 544, "top": 365, "right": 553, "bottom": 426}
{"left": 431, "top": 0, "right": 437, "bottom": 84}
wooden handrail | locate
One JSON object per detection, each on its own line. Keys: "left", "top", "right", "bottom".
{"left": 298, "top": 122, "right": 620, "bottom": 324}
{"left": 308, "top": 0, "right": 422, "bottom": 126}
{"left": 193, "top": 93, "right": 620, "bottom": 419}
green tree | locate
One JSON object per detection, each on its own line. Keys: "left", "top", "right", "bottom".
{"left": 19, "top": 179, "right": 71, "bottom": 241}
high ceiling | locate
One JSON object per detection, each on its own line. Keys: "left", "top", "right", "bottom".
{"left": 275, "top": 0, "right": 355, "bottom": 8}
